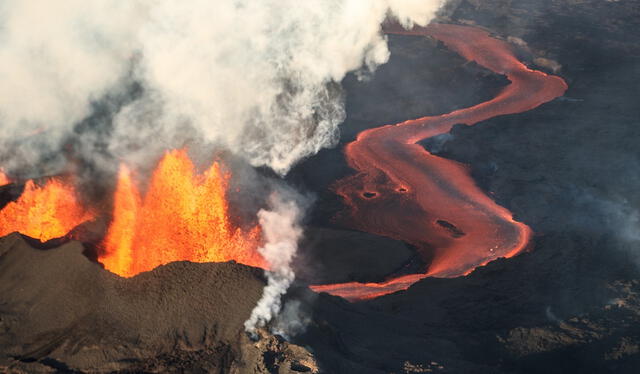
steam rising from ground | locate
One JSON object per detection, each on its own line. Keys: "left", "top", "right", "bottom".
{"left": 581, "top": 193, "right": 640, "bottom": 266}
{"left": 0, "top": 0, "right": 444, "bottom": 175}
{"left": 244, "top": 191, "right": 305, "bottom": 334}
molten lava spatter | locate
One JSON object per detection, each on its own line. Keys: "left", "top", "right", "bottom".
{"left": 0, "top": 170, "right": 9, "bottom": 186}
{"left": 311, "top": 24, "right": 568, "bottom": 301}
{"left": 99, "top": 149, "right": 263, "bottom": 277}
{"left": 0, "top": 178, "right": 95, "bottom": 241}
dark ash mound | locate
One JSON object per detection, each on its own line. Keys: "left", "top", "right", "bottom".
{"left": 0, "top": 233, "right": 315, "bottom": 373}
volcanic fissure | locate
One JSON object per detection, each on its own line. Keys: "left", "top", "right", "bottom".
{"left": 0, "top": 23, "right": 567, "bottom": 303}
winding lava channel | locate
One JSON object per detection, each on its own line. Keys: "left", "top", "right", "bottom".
{"left": 310, "top": 23, "right": 567, "bottom": 301}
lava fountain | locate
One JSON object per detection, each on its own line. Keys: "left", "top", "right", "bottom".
{"left": 0, "top": 150, "right": 264, "bottom": 277}
{"left": 311, "top": 24, "right": 568, "bottom": 301}
{"left": 0, "top": 178, "right": 95, "bottom": 242}
{"left": 99, "top": 149, "right": 264, "bottom": 277}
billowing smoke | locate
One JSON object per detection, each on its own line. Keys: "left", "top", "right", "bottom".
{"left": 0, "top": 0, "right": 444, "bottom": 175}
{"left": 244, "top": 191, "right": 306, "bottom": 335}
{"left": 0, "top": 0, "right": 446, "bottom": 333}
{"left": 0, "top": 1, "right": 140, "bottom": 142}
{"left": 272, "top": 300, "right": 311, "bottom": 338}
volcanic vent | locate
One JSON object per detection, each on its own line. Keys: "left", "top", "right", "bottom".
{"left": 100, "top": 149, "right": 264, "bottom": 277}
{"left": 0, "top": 149, "right": 265, "bottom": 277}
{"left": 0, "top": 23, "right": 567, "bottom": 308}
{"left": 0, "top": 177, "right": 95, "bottom": 242}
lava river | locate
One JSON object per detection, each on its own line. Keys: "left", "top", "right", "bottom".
{"left": 310, "top": 24, "right": 567, "bottom": 301}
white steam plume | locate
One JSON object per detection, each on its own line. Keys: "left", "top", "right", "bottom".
{"left": 0, "top": 1, "right": 144, "bottom": 156}
{"left": 0, "top": 0, "right": 445, "bottom": 175}
{"left": 0, "top": 0, "right": 446, "bottom": 333}
{"left": 244, "top": 192, "right": 304, "bottom": 334}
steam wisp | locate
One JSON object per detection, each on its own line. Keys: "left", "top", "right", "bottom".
{"left": 244, "top": 192, "right": 304, "bottom": 335}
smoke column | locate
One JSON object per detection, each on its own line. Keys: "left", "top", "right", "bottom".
{"left": 244, "top": 192, "right": 303, "bottom": 334}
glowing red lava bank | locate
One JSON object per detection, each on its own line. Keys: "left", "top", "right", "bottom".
{"left": 311, "top": 24, "right": 567, "bottom": 301}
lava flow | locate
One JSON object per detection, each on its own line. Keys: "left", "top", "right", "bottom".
{"left": 0, "top": 178, "right": 95, "bottom": 241}
{"left": 311, "top": 24, "right": 568, "bottom": 301}
{"left": 99, "top": 149, "right": 264, "bottom": 277}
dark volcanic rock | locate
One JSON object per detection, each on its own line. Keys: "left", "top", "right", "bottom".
{"left": 0, "top": 233, "right": 316, "bottom": 373}
{"left": 290, "top": 255, "right": 640, "bottom": 374}
{"left": 0, "top": 182, "right": 24, "bottom": 210}
{"left": 293, "top": 227, "right": 417, "bottom": 284}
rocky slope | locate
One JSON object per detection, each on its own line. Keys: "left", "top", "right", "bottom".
{"left": 0, "top": 233, "right": 316, "bottom": 373}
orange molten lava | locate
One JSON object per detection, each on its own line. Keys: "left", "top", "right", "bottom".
{"left": 0, "top": 170, "right": 9, "bottom": 186}
{"left": 0, "top": 178, "right": 95, "bottom": 241}
{"left": 311, "top": 24, "right": 568, "bottom": 301}
{"left": 99, "top": 149, "right": 263, "bottom": 277}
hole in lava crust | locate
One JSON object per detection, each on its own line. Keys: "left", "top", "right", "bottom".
{"left": 362, "top": 192, "right": 377, "bottom": 198}
{"left": 435, "top": 219, "right": 466, "bottom": 238}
